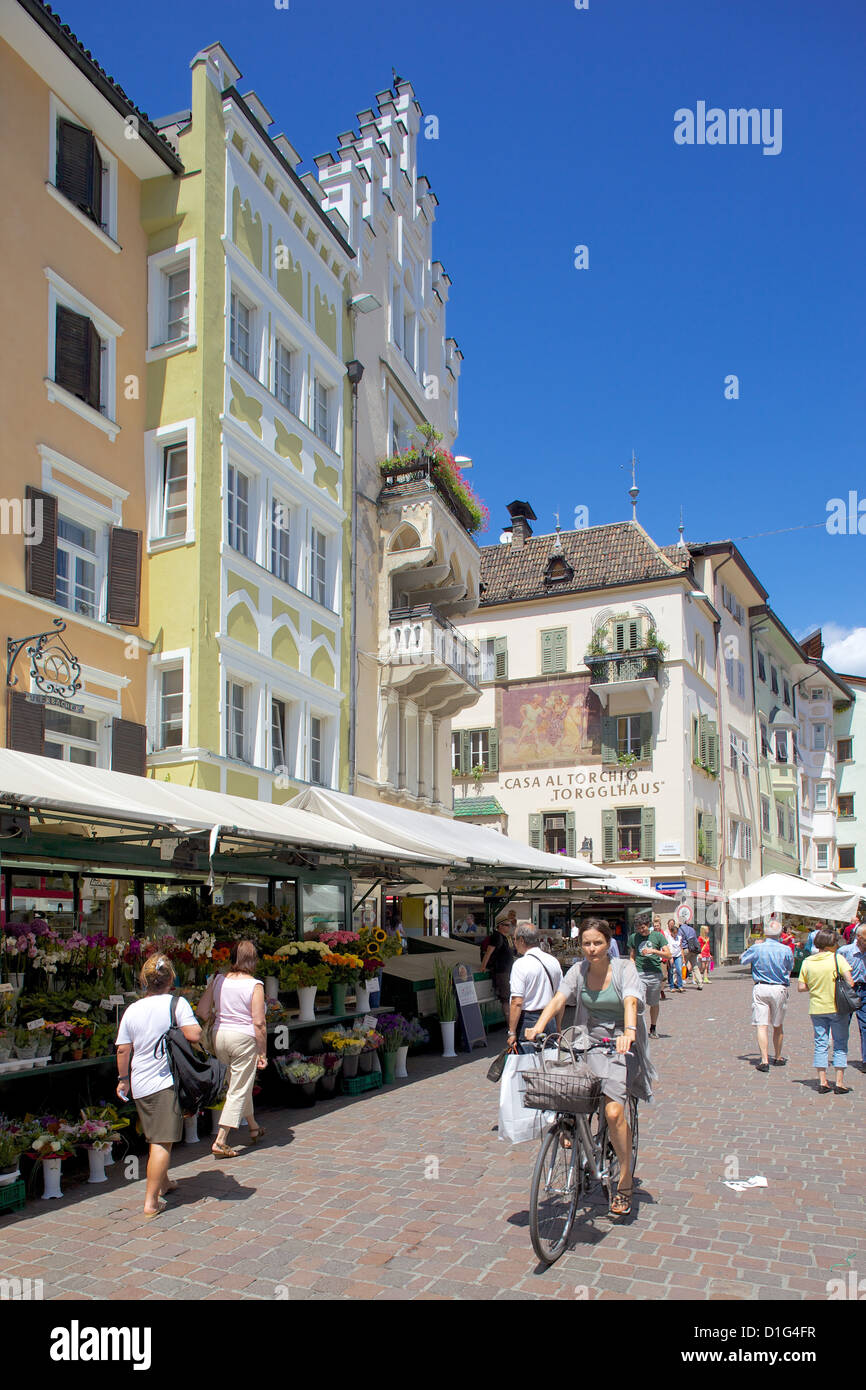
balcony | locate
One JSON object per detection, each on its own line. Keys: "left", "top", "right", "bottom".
{"left": 379, "top": 455, "right": 481, "bottom": 536}
{"left": 586, "top": 648, "right": 661, "bottom": 709}
{"left": 771, "top": 760, "right": 798, "bottom": 793}
{"left": 383, "top": 605, "right": 481, "bottom": 717}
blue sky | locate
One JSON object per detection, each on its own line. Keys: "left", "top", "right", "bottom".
{"left": 57, "top": 0, "right": 866, "bottom": 667}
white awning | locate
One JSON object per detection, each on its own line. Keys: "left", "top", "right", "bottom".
{"left": 288, "top": 787, "right": 613, "bottom": 881}
{"left": 727, "top": 872, "right": 860, "bottom": 923}
{"left": 587, "top": 875, "right": 676, "bottom": 904}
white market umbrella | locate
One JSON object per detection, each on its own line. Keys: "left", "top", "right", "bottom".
{"left": 727, "top": 872, "right": 860, "bottom": 923}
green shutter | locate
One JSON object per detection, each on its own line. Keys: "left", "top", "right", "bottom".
{"left": 541, "top": 630, "right": 553, "bottom": 674}
{"left": 565, "top": 811, "right": 576, "bottom": 858}
{"left": 487, "top": 727, "right": 499, "bottom": 773}
{"left": 602, "top": 809, "right": 616, "bottom": 862}
{"left": 692, "top": 715, "right": 699, "bottom": 763}
{"left": 541, "top": 628, "right": 566, "bottom": 674}
{"left": 553, "top": 628, "right": 567, "bottom": 672}
{"left": 494, "top": 636, "right": 508, "bottom": 681}
{"left": 699, "top": 714, "right": 709, "bottom": 767}
{"left": 528, "top": 813, "right": 543, "bottom": 850}
{"left": 628, "top": 619, "right": 640, "bottom": 650}
{"left": 640, "top": 712, "right": 653, "bottom": 762}
{"left": 707, "top": 721, "right": 719, "bottom": 775}
{"left": 601, "top": 715, "right": 618, "bottom": 764}
{"left": 459, "top": 730, "right": 470, "bottom": 775}
{"left": 614, "top": 621, "right": 626, "bottom": 652}
{"left": 640, "top": 806, "right": 655, "bottom": 861}
{"left": 705, "top": 813, "right": 717, "bottom": 865}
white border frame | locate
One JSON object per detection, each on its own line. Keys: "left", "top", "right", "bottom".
{"left": 145, "top": 418, "right": 197, "bottom": 549}
{"left": 146, "top": 239, "right": 198, "bottom": 360}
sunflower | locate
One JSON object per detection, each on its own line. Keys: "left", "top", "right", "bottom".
{"left": 374, "top": 928, "right": 387, "bottom": 943}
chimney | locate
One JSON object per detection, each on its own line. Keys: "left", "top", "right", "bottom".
{"left": 800, "top": 629, "right": 824, "bottom": 660}
{"left": 506, "top": 500, "right": 536, "bottom": 550}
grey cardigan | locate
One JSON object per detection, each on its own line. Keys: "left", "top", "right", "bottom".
{"left": 562, "top": 956, "right": 658, "bottom": 1104}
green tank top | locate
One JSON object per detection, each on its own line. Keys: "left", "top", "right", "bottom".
{"left": 580, "top": 979, "right": 624, "bottom": 1023}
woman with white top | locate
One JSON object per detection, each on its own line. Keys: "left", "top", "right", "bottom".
{"left": 660, "top": 916, "right": 685, "bottom": 993}
{"left": 116, "top": 953, "right": 201, "bottom": 1219}
{"left": 198, "top": 939, "right": 267, "bottom": 1158}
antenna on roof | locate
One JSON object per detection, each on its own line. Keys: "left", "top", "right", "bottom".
{"left": 677, "top": 505, "right": 687, "bottom": 550}
{"left": 629, "top": 451, "right": 639, "bottom": 522}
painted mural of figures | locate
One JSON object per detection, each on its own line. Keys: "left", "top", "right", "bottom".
{"left": 514, "top": 692, "right": 544, "bottom": 758}
{"left": 501, "top": 679, "right": 598, "bottom": 769}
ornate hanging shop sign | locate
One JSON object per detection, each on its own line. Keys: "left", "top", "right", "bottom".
{"left": 7, "top": 619, "right": 84, "bottom": 711}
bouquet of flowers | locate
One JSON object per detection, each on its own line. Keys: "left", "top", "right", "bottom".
{"left": 79, "top": 1103, "right": 129, "bottom": 1140}
{"left": 308, "top": 930, "right": 361, "bottom": 951}
{"left": 27, "top": 1114, "right": 78, "bottom": 1159}
{"left": 357, "top": 924, "right": 401, "bottom": 963}
{"left": 322, "top": 952, "right": 364, "bottom": 984}
{"left": 2, "top": 928, "right": 37, "bottom": 978}
{"left": 376, "top": 1013, "right": 408, "bottom": 1052}
{"left": 403, "top": 1018, "right": 430, "bottom": 1048}
{"left": 279, "top": 960, "right": 331, "bottom": 992}
{"left": 274, "top": 941, "right": 331, "bottom": 962}
{"left": 354, "top": 1026, "right": 383, "bottom": 1053}
{"left": 74, "top": 1117, "right": 113, "bottom": 1150}
{"left": 319, "top": 1051, "right": 343, "bottom": 1075}
{"left": 0, "top": 1115, "right": 33, "bottom": 1169}
{"left": 321, "top": 1028, "right": 364, "bottom": 1055}
{"left": 275, "top": 1059, "right": 325, "bottom": 1085}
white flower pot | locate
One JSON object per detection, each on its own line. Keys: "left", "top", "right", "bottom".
{"left": 297, "top": 985, "right": 317, "bottom": 1022}
{"left": 0, "top": 1167, "right": 20, "bottom": 1187}
{"left": 395, "top": 1044, "right": 409, "bottom": 1078}
{"left": 354, "top": 982, "right": 372, "bottom": 1012}
{"left": 86, "top": 1147, "right": 109, "bottom": 1184}
{"left": 265, "top": 975, "right": 279, "bottom": 1001}
{"left": 40, "top": 1157, "right": 63, "bottom": 1199}
{"left": 102, "top": 1142, "right": 115, "bottom": 1166}
{"left": 8, "top": 973, "right": 25, "bottom": 997}
{"left": 440, "top": 1020, "right": 457, "bottom": 1058}
{"left": 184, "top": 1115, "right": 200, "bottom": 1144}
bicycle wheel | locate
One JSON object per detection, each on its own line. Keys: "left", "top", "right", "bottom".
{"left": 597, "top": 1097, "right": 639, "bottom": 1197}
{"left": 529, "top": 1123, "right": 578, "bottom": 1264}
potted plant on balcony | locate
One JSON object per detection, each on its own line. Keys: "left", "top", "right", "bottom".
{"left": 645, "top": 628, "right": 668, "bottom": 658}
{"left": 471, "top": 764, "right": 486, "bottom": 792}
{"left": 377, "top": 424, "right": 490, "bottom": 536}
{"left": 587, "top": 632, "right": 609, "bottom": 658}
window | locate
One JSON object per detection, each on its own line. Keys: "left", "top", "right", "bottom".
{"left": 788, "top": 809, "right": 796, "bottom": 842}
{"left": 782, "top": 678, "right": 791, "bottom": 707}
{"left": 770, "top": 666, "right": 779, "bottom": 695}
{"left": 470, "top": 729, "right": 490, "bottom": 770}
{"left": 392, "top": 279, "right": 403, "bottom": 350}
{"left": 617, "top": 808, "right": 642, "bottom": 856}
{"left": 775, "top": 731, "right": 788, "bottom": 764}
{"left": 270, "top": 498, "right": 291, "bottom": 583}
{"left": 478, "top": 637, "right": 508, "bottom": 683}
{"left": 737, "top": 662, "right": 745, "bottom": 698}
{"left": 776, "top": 803, "right": 786, "bottom": 838}
{"left": 147, "top": 243, "right": 196, "bottom": 355}
{"left": 838, "top": 794, "right": 854, "bottom": 819}
{"left": 56, "top": 516, "right": 99, "bottom": 618}
{"left": 161, "top": 444, "right": 188, "bottom": 538}
{"left": 614, "top": 617, "right": 642, "bottom": 651}
{"left": 310, "top": 528, "right": 328, "bottom": 606}
{"left": 695, "top": 633, "right": 705, "bottom": 675}
{"left": 453, "top": 728, "right": 500, "bottom": 774}
{"left": 792, "top": 732, "right": 800, "bottom": 764}
{"left": 729, "top": 730, "right": 739, "bottom": 773}
{"left": 310, "top": 715, "right": 324, "bottom": 785}
{"left": 543, "top": 813, "right": 567, "bottom": 856}
{"left": 159, "top": 668, "right": 183, "bottom": 748}
{"left": 696, "top": 810, "right": 717, "bottom": 864}
{"left": 742, "top": 823, "right": 753, "bottom": 860}
{"left": 55, "top": 304, "right": 103, "bottom": 413}
{"left": 227, "top": 466, "right": 250, "bottom": 556}
{"left": 402, "top": 305, "right": 416, "bottom": 369}
{"left": 725, "top": 655, "right": 734, "bottom": 689}
{"left": 274, "top": 340, "right": 297, "bottom": 414}
{"left": 757, "top": 651, "right": 766, "bottom": 683}
{"left": 230, "top": 291, "right": 254, "bottom": 374}
{"left": 839, "top": 846, "right": 856, "bottom": 871}
{"left": 813, "top": 723, "right": 827, "bottom": 751}
{"left": 313, "top": 379, "right": 332, "bottom": 446}
{"left": 837, "top": 737, "right": 853, "bottom": 762}
{"left": 272, "top": 698, "right": 288, "bottom": 772}
{"left": 811, "top": 686, "right": 825, "bottom": 701}
{"left": 816, "top": 842, "right": 829, "bottom": 870}
{"left": 617, "top": 715, "right": 643, "bottom": 758}
{"left": 166, "top": 266, "right": 190, "bottom": 344}
{"left": 691, "top": 713, "right": 719, "bottom": 773}
{"left": 728, "top": 820, "right": 753, "bottom": 861}
{"left": 815, "top": 782, "right": 829, "bottom": 810}
{"left": 760, "top": 722, "right": 770, "bottom": 758}
{"left": 225, "top": 681, "right": 247, "bottom": 762}
{"left": 451, "top": 731, "right": 462, "bottom": 773}
{"left": 44, "top": 710, "right": 99, "bottom": 765}
{"left": 55, "top": 117, "right": 104, "bottom": 228}
{"left": 541, "top": 627, "right": 567, "bottom": 674}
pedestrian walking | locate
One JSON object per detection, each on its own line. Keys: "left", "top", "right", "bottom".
{"left": 839, "top": 925, "right": 866, "bottom": 1067}
{"left": 797, "top": 928, "right": 856, "bottom": 1094}
{"left": 526, "top": 918, "right": 657, "bottom": 1218}
{"left": 698, "top": 928, "right": 714, "bottom": 982}
{"left": 629, "top": 912, "right": 671, "bottom": 1037}
{"left": 740, "top": 920, "right": 794, "bottom": 1073}
{"left": 481, "top": 915, "right": 517, "bottom": 1023}
{"left": 198, "top": 940, "right": 268, "bottom": 1158}
{"left": 677, "top": 917, "right": 703, "bottom": 988}
{"left": 661, "top": 917, "right": 685, "bottom": 992}
{"left": 115, "top": 954, "right": 202, "bottom": 1218}
{"left": 507, "top": 922, "right": 564, "bottom": 1045}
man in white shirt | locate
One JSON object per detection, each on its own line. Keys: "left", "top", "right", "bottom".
{"left": 507, "top": 922, "right": 565, "bottom": 1045}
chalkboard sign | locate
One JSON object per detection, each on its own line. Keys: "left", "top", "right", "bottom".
{"left": 452, "top": 963, "right": 487, "bottom": 1052}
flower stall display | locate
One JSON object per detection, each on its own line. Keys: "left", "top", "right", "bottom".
{"left": 27, "top": 1116, "right": 78, "bottom": 1199}
{"left": 377, "top": 1013, "right": 409, "bottom": 1082}
{"left": 321, "top": 952, "right": 364, "bottom": 1014}
{"left": 273, "top": 1057, "right": 325, "bottom": 1105}
{"left": 321, "top": 1028, "right": 365, "bottom": 1078}
{"left": 318, "top": 1051, "right": 343, "bottom": 1095}
{"left": 73, "top": 1117, "right": 114, "bottom": 1183}
{"left": 187, "top": 931, "right": 217, "bottom": 985}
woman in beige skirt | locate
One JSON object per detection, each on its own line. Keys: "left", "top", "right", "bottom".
{"left": 198, "top": 940, "right": 267, "bottom": 1157}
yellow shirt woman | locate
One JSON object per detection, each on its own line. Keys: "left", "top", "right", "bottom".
{"left": 799, "top": 951, "right": 851, "bottom": 1014}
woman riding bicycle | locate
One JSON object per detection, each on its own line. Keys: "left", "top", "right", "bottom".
{"left": 525, "top": 917, "right": 656, "bottom": 1217}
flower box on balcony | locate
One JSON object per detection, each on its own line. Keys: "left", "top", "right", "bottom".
{"left": 378, "top": 448, "right": 488, "bottom": 535}
{"left": 586, "top": 648, "right": 662, "bottom": 685}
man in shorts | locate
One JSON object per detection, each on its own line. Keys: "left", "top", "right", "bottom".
{"left": 740, "top": 919, "right": 794, "bottom": 1073}
{"left": 629, "top": 912, "right": 671, "bottom": 1038}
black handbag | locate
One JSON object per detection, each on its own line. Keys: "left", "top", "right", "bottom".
{"left": 834, "top": 952, "right": 861, "bottom": 1015}
{"left": 486, "top": 1041, "right": 518, "bottom": 1083}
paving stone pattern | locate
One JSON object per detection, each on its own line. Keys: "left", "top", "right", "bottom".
{"left": 0, "top": 965, "right": 863, "bottom": 1301}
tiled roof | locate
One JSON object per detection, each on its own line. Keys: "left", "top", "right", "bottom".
{"left": 452, "top": 797, "right": 504, "bottom": 817}
{"left": 478, "top": 521, "right": 683, "bottom": 606}
{"left": 659, "top": 543, "right": 693, "bottom": 570}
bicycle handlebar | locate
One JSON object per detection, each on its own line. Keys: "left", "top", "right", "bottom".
{"left": 531, "top": 1034, "right": 616, "bottom": 1058}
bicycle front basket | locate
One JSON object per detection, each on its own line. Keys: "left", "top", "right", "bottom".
{"left": 522, "top": 1057, "right": 601, "bottom": 1115}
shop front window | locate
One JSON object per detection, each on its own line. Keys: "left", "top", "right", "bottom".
{"left": 301, "top": 881, "right": 346, "bottom": 936}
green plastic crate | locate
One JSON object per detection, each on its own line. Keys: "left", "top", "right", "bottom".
{"left": 340, "top": 1072, "right": 382, "bottom": 1096}
{"left": 0, "top": 1180, "right": 25, "bottom": 1215}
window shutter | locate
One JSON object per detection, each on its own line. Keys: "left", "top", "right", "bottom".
{"left": 704, "top": 813, "right": 717, "bottom": 865}
{"left": 553, "top": 628, "right": 566, "bottom": 672}
{"left": 640, "top": 806, "right": 655, "bottom": 861}
{"left": 111, "top": 718, "right": 147, "bottom": 776}
{"left": 601, "top": 715, "right": 618, "bottom": 764}
{"left": 628, "top": 619, "right": 640, "bottom": 650}
{"left": 565, "top": 811, "right": 576, "bottom": 858}
{"left": 707, "top": 721, "right": 719, "bottom": 774}
{"left": 6, "top": 692, "right": 45, "bottom": 755}
{"left": 459, "top": 730, "right": 471, "bottom": 776}
{"left": 699, "top": 714, "right": 709, "bottom": 767}
{"left": 494, "top": 636, "right": 508, "bottom": 681}
{"left": 24, "top": 486, "right": 57, "bottom": 600}
{"left": 528, "top": 813, "right": 543, "bottom": 850}
{"left": 541, "top": 630, "right": 553, "bottom": 674}
{"left": 56, "top": 118, "right": 97, "bottom": 219}
{"left": 640, "top": 712, "right": 653, "bottom": 762}
{"left": 487, "top": 727, "right": 499, "bottom": 773}
{"left": 55, "top": 305, "right": 92, "bottom": 402}
{"left": 91, "top": 142, "right": 104, "bottom": 228}
{"left": 614, "top": 621, "right": 625, "bottom": 652}
{"left": 86, "top": 320, "right": 102, "bottom": 412}
{"left": 602, "top": 808, "right": 616, "bottom": 862}
{"left": 106, "top": 528, "right": 142, "bottom": 625}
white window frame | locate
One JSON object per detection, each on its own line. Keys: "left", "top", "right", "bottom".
{"left": 273, "top": 333, "right": 300, "bottom": 417}
{"left": 224, "top": 676, "right": 251, "bottom": 764}
{"left": 813, "top": 723, "right": 828, "bottom": 752}
{"left": 312, "top": 374, "right": 334, "bottom": 449}
{"left": 742, "top": 823, "right": 753, "bottom": 860}
{"left": 148, "top": 649, "right": 191, "bottom": 753}
{"left": 815, "top": 781, "right": 830, "bottom": 810}
{"left": 43, "top": 704, "right": 103, "bottom": 767}
{"left": 146, "top": 240, "right": 197, "bottom": 360}
{"left": 390, "top": 399, "right": 414, "bottom": 456}
{"left": 270, "top": 493, "right": 292, "bottom": 585}
{"left": 47, "top": 94, "right": 119, "bottom": 247}
{"left": 55, "top": 512, "right": 102, "bottom": 620}
{"left": 761, "top": 796, "right": 771, "bottom": 833}
{"left": 816, "top": 842, "right": 830, "bottom": 870}
{"left": 810, "top": 686, "right": 826, "bottom": 701}
{"left": 226, "top": 462, "right": 254, "bottom": 558}
{"left": 158, "top": 665, "right": 185, "bottom": 751}
{"left": 145, "top": 419, "right": 196, "bottom": 549}
{"left": 309, "top": 710, "right": 334, "bottom": 787}
{"left": 44, "top": 269, "right": 121, "bottom": 440}
{"left": 775, "top": 730, "right": 789, "bottom": 763}
{"left": 229, "top": 287, "right": 257, "bottom": 377}
{"left": 309, "top": 525, "right": 330, "bottom": 609}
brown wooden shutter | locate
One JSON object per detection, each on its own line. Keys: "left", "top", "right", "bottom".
{"left": 55, "top": 305, "right": 91, "bottom": 401}
{"left": 6, "top": 692, "right": 45, "bottom": 755}
{"left": 106, "top": 528, "right": 142, "bottom": 625}
{"left": 111, "top": 718, "right": 147, "bottom": 775}
{"left": 24, "top": 486, "right": 57, "bottom": 600}
{"left": 57, "top": 118, "right": 95, "bottom": 216}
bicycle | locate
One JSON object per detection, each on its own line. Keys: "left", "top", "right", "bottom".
{"left": 526, "top": 1033, "right": 639, "bottom": 1265}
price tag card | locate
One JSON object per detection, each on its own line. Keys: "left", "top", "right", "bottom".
{"left": 0, "top": 983, "right": 13, "bottom": 993}
{"left": 27, "top": 1017, "right": 46, "bottom": 1031}
{"left": 109, "top": 995, "right": 125, "bottom": 1006}
{"left": 361, "top": 1014, "right": 377, "bottom": 1031}
{"left": 99, "top": 999, "right": 112, "bottom": 1010}
{"left": 73, "top": 1000, "right": 91, "bottom": 1012}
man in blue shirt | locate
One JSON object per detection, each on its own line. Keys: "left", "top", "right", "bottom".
{"left": 840, "top": 924, "right": 866, "bottom": 1067}
{"left": 740, "top": 920, "right": 794, "bottom": 1073}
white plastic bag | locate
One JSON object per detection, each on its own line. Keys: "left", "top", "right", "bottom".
{"left": 498, "top": 1050, "right": 553, "bottom": 1143}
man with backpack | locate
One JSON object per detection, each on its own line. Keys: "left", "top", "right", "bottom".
{"left": 678, "top": 917, "right": 704, "bottom": 989}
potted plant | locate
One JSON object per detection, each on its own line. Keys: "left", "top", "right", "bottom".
{"left": 433, "top": 959, "right": 457, "bottom": 1057}
{"left": 317, "top": 1051, "right": 343, "bottom": 1096}
{"left": 74, "top": 1117, "right": 115, "bottom": 1184}
{"left": 377, "top": 1014, "right": 408, "bottom": 1083}
{"left": 28, "top": 1117, "right": 77, "bottom": 1199}
{"left": 275, "top": 1058, "right": 324, "bottom": 1106}
{"left": 322, "top": 952, "right": 364, "bottom": 1016}
{"left": 12, "top": 1026, "right": 39, "bottom": 1061}
{"left": 278, "top": 959, "right": 331, "bottom": 1023}
{"left": 0, "top": 1122, "right": 30, "bottom": 1185}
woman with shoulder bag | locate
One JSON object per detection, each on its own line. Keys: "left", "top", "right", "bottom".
{"left": 797, "top": 929, "right": 856, "bottom": 1094}
{"left": 198, "top": 940, "right": 268, "bottom": 1157}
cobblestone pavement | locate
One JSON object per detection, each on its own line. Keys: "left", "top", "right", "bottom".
{"left": 0, "top": 964, "right": 864, "bottom": 1301}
